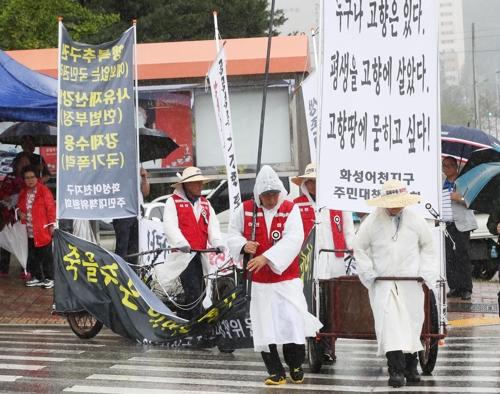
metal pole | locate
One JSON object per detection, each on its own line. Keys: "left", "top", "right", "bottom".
{"left": 213, "top": 11, "right": 220, "bottom": 53}
{"left": 472, "top": 23, "right": 480, "bottom": 129}
{"left": 496, "top": 71, "right": 499, "bottom": 138}
{"left": 245, "top": 0, "right": 276, "bottom": 317}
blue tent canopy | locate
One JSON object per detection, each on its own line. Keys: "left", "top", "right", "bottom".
{"left": 0, "top": 50, "right": 57, "bottom": 123}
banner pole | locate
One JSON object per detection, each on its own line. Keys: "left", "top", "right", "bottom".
{"left": 213, "top": 11, "right": 220, "bottom": 53}
{"left": 132, "top": 20, "right": 142, "bottom": 263}
{"left": 56, "top": 18, "right": 63, "bottom": 225}
{"left": 245, "top": 0, "right": 276, "bottom": 318}
{"left": 311, "top": 27, "right": 318, "bottom": 70}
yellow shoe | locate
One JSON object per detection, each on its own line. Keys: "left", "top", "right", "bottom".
{"left": 264, "top": 374, "right": 286, "bottom": 385}
{"left": 290, "top": 367, "right": 304, "bottom": 383}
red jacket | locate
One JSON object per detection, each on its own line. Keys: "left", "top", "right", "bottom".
{"left": 17, "top": 181, "right": 56, "bottom": 247}
{"left": 243, "top": 199, "right": 299, "bottom": 283}
{"left": 293, "top": 194, "right": 315, "bottom": 242}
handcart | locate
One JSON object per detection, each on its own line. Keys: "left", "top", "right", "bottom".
{"left": 307, "top": 272, "right": 447, "bottom": 374}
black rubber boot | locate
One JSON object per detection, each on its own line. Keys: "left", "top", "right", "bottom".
{"left": 403, "top": 352, "right": 421, "bottom": 382}
{"left": 388, "top": 367, "right": 405, "bottom": 388}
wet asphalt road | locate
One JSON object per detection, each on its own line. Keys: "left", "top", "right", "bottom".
{"left": 1, "top": 324, "right": 500, "bottom": 393}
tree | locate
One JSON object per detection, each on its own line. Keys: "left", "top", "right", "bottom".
{"left": 76, "top": 0, "right": 286, "bottom": 44}
{"left": 0, "top": 0, "right": 119, "bottom": 50}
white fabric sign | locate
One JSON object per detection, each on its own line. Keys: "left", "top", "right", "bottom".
{"left": 318, "top": 2, "right": 440, "bottom": 219}
{"left": 301, "top": 70, "right": 318, "bottom": 162}
{"left": 208, "top": 46, "right": 242, "bottom": 218}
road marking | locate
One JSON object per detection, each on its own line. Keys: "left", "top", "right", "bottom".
{"left": 0, "top": 347, "right": 84, "bottom": 355}
{"left": 64, "top": 387, "right": 241, "bottom": 394}
{"left": 0, "top": 355, "right": 66, "bottom": 362}
{"left": 0, "top": 375, "right": 23, "bottom": 382}
{"left": 0, "top": 340, "right": 105, "bottom": 348}
{"left": 0, "top": 363, "right": 45, "bottom": 370}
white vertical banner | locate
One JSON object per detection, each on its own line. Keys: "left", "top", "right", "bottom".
{"left": 318, "top": 2, "right": 440, "bottom": 219}
{"left": 208, "top": 46, "right": 242, "bottom": 217}
{"left": 302, "top": 70, "right": 318, "bottom": 161}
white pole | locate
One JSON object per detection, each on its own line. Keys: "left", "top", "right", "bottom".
{"left": 213, "top": 11, "right": 220, "bottom": 53}
{"left": 56, "top": 18, "right": 63, "bottom": 228}
{"left": 311, "top": 27, "right": 318, "bottom": 70}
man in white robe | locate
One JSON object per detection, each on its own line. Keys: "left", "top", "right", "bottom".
{"left": 228, "top": 165, "right": 322, "bottom": 386}
{"left": 354, "top": 179, "right": 437, "bottom": 388}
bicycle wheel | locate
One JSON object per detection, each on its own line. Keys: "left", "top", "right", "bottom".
{"left": 67, "top": 311, "right": 103, "bottom": 339}
{"left": 419, "top": 290, "right": 439, "bottom": 374}
{"left": 308, "top": 337, "right": 324, "bottom": 373}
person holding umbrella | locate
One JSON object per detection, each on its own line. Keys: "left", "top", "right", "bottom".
{"left": 12, "top": 135, "right": 51, "bottom": 184}
{"left": 227, "top": 165, "right": 322, "bottom": 385}
{"left": 442, "top": 156, "right": 477, "bottom": 300}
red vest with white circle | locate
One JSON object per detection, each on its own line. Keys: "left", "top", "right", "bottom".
{"left": 243, "top": 199, "right": 299, "bottom": 283}
{"left": 172, "top": 194, "right": 210, "bottom": 249}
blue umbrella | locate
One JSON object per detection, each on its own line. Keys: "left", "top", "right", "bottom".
{"left": 441, "top": 124, "right": 500, "bottom": 163}
{"left": 455, "top": 162, "right": 500, "bottom": 214}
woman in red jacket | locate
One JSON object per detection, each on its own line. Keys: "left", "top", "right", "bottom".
{"left": 17, "top": 165, "right": 56, "bottom": 289}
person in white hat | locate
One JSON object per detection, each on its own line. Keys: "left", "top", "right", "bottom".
{"left": 291, "top": 163, "right": 355, "bottom": 278}
{"left": 227, "top": 165, "right": 322, "bottom": 386}
{"left": 163, "top": 167, "right": 224, "bottom": 320}
{"left": 353, "top": 179, "right": 437, "bottom": 388}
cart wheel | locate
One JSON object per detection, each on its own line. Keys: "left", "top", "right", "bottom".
{"left": 67, "top": 311, "right": 103, "bottom": 339}
{"left": 308, "top": 337, "right": 323, "bottom": 373}
{"left": 214, "top": 276, "right": 236, "bottom": 354}
{"left": 418, "top": 290, "right": 439, "bottom": 374}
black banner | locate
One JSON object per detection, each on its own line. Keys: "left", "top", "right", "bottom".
{"left": 54, "top": 229, "right": 253, "bottom": 347}
{"left": 299, "top": 225, "right": 315, "bottom": 313}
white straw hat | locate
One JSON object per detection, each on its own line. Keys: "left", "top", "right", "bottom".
{"left": 365, "top": 179, "right": 422, "bottom": 208}
{"left": 291, "top": 163, "right": 317, "bottom": 186}
{"left": 171, "top": 167, "right": 214, "bottom": 188}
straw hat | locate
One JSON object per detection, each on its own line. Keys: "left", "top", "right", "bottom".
{"left": 171, "top": 167, "right": 214, "bottom": 188}
{"left": 365, "top": 179, "right": 422, "bottom": 208}
{"left": 291, "top": 163, "right": 317, "bottom": 186}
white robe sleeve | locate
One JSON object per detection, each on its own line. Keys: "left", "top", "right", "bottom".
{"left": 162, "top": 197, "right": 189, "bottom": 248}
{"left": 227, "top": 204, "right": 247, "bottom": 259}
{"left": 207, "top": 203, "right": 223, "bottom": 248}
{"left": 353, "top": 215, "right": 378, "bottom": 289}
{"left": 416, "top": 217, "right": 438, "bottom": 289}
{"left": 263, "top": 205, "right": 304, "bottom": 274}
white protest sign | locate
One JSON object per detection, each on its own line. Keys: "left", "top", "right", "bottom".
{"left": 302, "top": 70, "right": 318, "bottom": 161}
{"left": 318, "top": 2, "right": 440, "bottom": 219}
{"left": 208, "top": 46, "right": 242, "bottom": 218}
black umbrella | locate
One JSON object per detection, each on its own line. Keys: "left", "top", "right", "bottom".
{"left": 139, "top": 127, "right": 179, "bottom": 163}
{"left": 459, "top": 147, "right": 500, "bottom": 177}
{"left": 0, "top": 122, "right": 57, "bottom": 146}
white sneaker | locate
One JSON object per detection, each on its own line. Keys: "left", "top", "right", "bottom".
{"left": 26, "top": 278, "right": 42, "bottom": 287}
{"left": 41, "top": 279, "right": 54, "bottom": 289}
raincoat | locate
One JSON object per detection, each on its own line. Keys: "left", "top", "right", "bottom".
{"left": 227, "top": 165, "right": 323, "bottom": 352}
{"left": 353, "top": 207, "right": 437, "bottom": 356}
{"left": 294, "top": 182, "right": 355, "bottom": 278}
{"left": 160, "top": 187, "right": 223, "bottom": 290}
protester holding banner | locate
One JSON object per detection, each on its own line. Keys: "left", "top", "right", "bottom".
{"left": 112, "top": 167, "right": 150, "bottom": 265}
{"left": 353, "top": 179, "right": 437, "bottom": 388}
{"left": 442, "top": 156, "right": 477, "bottom": 301}
{"left": 17, "top": 165, "right": 56, "bottom": 289}
{"left": 163, "top": 167, "right": 225, "bottom": 320}
{"left": 227, "top": 165, "right": 322, "bottom": 386}
{"left": 13, "top": 135, "right": 51, "bottom": 184}
{"left": 0, "top": 156, "right": 30, "bottom": 277}
{"left": 292, "top": 163, "right": 355, "bottom": 278}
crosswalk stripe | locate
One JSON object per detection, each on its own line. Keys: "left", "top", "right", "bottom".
{"left": 0, "top": 375, "right": 23, "bottom": 382}
{"left": 64, "top": 386, "right": 242, "bottom": 394}
{"left": 0, "top": 355, "right": 66, "bottom": 362}
{"left": 0, "top": 340, "right": 105, "bottom": 347}
{"left": 0, "top": 363, "right": 45, "bottom": 370}
{"left": 0, "top": 347, "right": 84, "bottom": 354}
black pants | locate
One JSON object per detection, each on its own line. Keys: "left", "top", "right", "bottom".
{"left": 445, "top": 223, "right": 473, "bottom": 292}
{"left": 0, "top": 247, "right": 10, "bottom": 274}
{"left": 27, "top": 238, "right": 53, "bottom": 281}
{"left": 112, "top": 217, "right": 139, "bottom": 265}
{"left": 179, "top": 253, "right": 204, "bottom": 320}
{"left": 261, "top": 343, "right": 305, "bottom": 376}
{"left": 386, "top": 351, "right": 418, "bottom": 372}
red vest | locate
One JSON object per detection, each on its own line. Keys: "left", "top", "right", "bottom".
{"left": 172, "top": 194, "right": 210, "bottom": 249}
{"left": 293, "top": 194, "right": 315, "bottom": 241}
{"left": 243, "top": 199, "right": 299, "bottom": 283}
{"left": 293, "top": 194, "right": 346, "bottom": 256}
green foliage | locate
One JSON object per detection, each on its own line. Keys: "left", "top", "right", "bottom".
{"left": 440, "top": 100, "right": 473, "bottom": 127}
{"left": 0, "top": 0, "right": 119, "bottom": 50}
{"left": 77, "top": 0, "right": 286, "bottom": 44}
